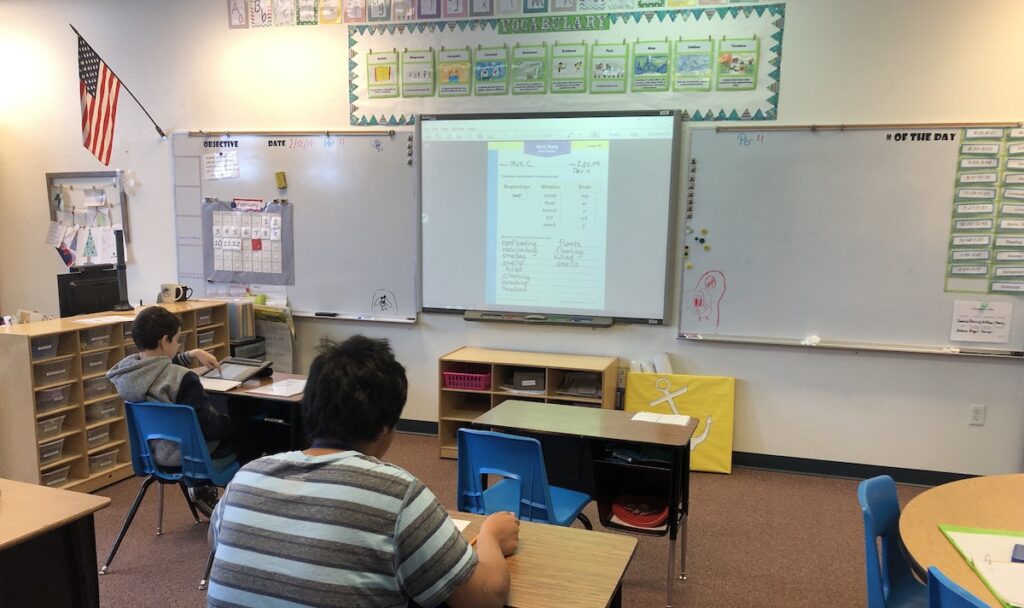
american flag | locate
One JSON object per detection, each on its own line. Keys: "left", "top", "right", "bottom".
{"left": 78, "top": 35, "right": 121, "bottom": 165}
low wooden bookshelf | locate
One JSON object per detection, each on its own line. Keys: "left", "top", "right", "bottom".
{"left": 438, "top": 347, "right": 617, "bottom": 459}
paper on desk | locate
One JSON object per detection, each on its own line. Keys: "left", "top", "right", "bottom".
{"left": 246, "top": 379, "right": 306, "bottom": 397}
{"left": 72, "top": 315, "right": 134, "bottom": 325}
{"left": 451, "top": 519, "right": 471, "bottom": 532}
{"left": 631, "top": 412, "right": 692, "bottom": 426}
{"left": 199, "top": 377, "right": 242, "bottom": 392}
{"left": 941, "top": 525, "right": 1024, "bottom": 607}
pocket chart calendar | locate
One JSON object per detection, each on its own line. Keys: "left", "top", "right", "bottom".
{"left": 201, "top": 199, "right": 295, "bottom": 285}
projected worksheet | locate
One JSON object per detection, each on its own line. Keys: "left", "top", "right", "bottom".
{"left": 487, "top": 140, "right": 609, "bottom": 309}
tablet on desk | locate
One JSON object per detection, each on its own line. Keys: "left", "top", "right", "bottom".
{"left": 200, "top": 357, "right": 273, "bottom": 384}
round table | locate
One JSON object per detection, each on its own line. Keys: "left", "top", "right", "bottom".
{"left": 899, "top": 474, "right": 1024, "bottom": 607}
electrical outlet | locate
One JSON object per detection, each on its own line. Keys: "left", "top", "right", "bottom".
{"left": 969, "top": 404, "right": 987, "bottom": 426}
{"left": 616, "top": 367, "right": 629, "bottom": 389}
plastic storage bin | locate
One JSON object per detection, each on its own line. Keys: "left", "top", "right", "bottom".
{"left": 86, "top": 424, "right": 110, "bottom": 449}
{"left": 197, "top": 330, "right": 215, "bottom": 348}
{"left": 30, "top": 335, "right": 60, "bottom": 360}
{"left": 85, "top": 398, "right": 119, "bottom": 423}
{"left": 122, "top": 320, "right": 134, "bottom": 337}
{"left": 36, "top": 384, "right": 72, "bottom": 413}
{"left": 442, "top": 364, "right": 492, "bottom": 391}
{"left": 89, "top": 447, "right": 119, "bottom": 473}
{"left": 196, "top": 309, "right": 213, "bottom": 326}
{"left": 36, "top": 414, "right": 67, "bottom": 440}
{"left": 83, "top": 376, "right": 113, "bottom": 400}
{"left": 39, "top": 438, "right": 65, "bottom": 466}
{"left": 81, "top": 350, "right": 110, "bottom": 376}
{"left": 40, "top": 464, "right": 71, "bottom": 487}
{"left": 79, "top": 326, "right": 113, "bottom": 351}
{"left": 33, "top": 359, "right": 71, "bottom": 386}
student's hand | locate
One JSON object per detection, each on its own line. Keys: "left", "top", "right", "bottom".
{"left": 479, "top": 511, "right": 519, "bottom": 557}
{"left": 189, "top": 348, "right": 220, "bottom": 370}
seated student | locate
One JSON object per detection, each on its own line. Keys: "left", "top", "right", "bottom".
{"left": 107, "top": 305, "right": 234, "bottom": 516}
{"left": 207, "top": 336, "right": 519, "bottom": 608}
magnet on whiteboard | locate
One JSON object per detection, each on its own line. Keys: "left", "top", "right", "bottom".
{"left": 686, "top": 262, "right": 693, "bottom": 269}
{"left": 700, "top": 228, "right": 708, "bottom": 235}
{"left": 703, "top": 244, "right": 710, "bottom": 251}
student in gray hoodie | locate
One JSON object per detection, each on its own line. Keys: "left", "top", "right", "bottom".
{"left": 107, "top": 306, "right": 235, "bottom": 515}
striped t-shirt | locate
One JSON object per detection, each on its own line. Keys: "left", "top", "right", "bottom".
{"left": 207, "top": 450, "right": 477, "bottom": 608}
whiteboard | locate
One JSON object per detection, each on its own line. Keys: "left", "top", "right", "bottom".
{"left": 172, "top": 131, "right": 418, "bottom": 321}
{"left": 679, "top": 126, "right": 1024, "bottom": 356}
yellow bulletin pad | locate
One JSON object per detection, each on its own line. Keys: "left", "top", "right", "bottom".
{"left": 625, "top": 372, "right": 734, "bottom": 473}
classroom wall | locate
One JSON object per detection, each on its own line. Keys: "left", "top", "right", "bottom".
{"left": 2, "top": 0, "right": 1022, "bottom": 476}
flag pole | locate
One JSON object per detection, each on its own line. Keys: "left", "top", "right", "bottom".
{"left": 69, "top": 24, "right": 166, "bottom": 138}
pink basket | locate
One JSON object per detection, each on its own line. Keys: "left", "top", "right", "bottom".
{"left": 443, "top": 364, "right": 492, "bottom": 391}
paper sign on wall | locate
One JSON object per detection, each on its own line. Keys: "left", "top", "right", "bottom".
{"left": 950, "top": 300, "right": 1012, "bottom": 343}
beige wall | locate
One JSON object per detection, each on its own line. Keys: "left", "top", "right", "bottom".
{"left": 1, "top": 0, "right": 1022, "bottom": 474}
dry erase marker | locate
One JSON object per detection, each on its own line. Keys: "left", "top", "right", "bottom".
{"left": 469, "top": 535, "right": 478, "bottom": 547}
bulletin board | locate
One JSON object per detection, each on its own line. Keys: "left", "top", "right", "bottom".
{"left": 679, "top": 125, "right": 1024, "bottom": 356}
{"left": 171, "top": 131, "right": 418, "bottom": 321}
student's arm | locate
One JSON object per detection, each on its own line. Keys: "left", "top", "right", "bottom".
{"left": 175, "top": 372, "right": 233, "bottom": 441}
{"left": 173, "top": 349, "right": 220, "bottom": 370}
{"left": 445, "top": 512, "right": 519, "bottom": 608}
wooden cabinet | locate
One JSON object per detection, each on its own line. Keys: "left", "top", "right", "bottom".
{"left": 438, "top": 347, "right": 618, "bottom": 459}
{"left": 0, "top": 302, "right": 229, "bottom": 493}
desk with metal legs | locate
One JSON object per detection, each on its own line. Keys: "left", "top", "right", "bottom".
{"left": 206, "top": 372, "right": 307, "bottom": 463}
{"left": 473, "top": 400, "right": 697, "bottom": 608}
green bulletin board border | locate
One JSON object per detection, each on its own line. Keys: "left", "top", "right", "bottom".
{"left": 348, "top": 2, "right": 785, "bottom": 125}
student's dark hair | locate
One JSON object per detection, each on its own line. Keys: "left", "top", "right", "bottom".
{"left": 302, "top": 335, "right": 408, "bottom": 444}
{"left": 132, "top": 306, "right": 181, "bottom": 350}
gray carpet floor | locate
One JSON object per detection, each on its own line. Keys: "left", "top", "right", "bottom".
{"left": 92, "top": 432, "right": 926, "bottom": 607}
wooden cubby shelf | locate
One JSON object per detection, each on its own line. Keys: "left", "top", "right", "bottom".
{"left": 437, "top": 347, "right": 618, "bottom": 459}
{"left": 0, "top": 301, "right": 229, "bottom": 493}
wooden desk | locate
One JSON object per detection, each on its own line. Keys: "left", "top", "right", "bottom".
{"left": 900, "top": 474, "right": 1024, "bottom": 608}
{"left": 205, "top": 372, "right": 307, "bottom": 462}
{"left": 0, "top": 478, "right": 110, "bottom": 607}
{"left": 452, "top": 510, "right": 637, "bottom": 608}
{"left": 473, "top": 400, "right": 697, "bottom": 607}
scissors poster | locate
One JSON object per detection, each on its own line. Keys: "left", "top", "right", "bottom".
{"left": 624, "top": 372, "right": 735, "bottom": 473}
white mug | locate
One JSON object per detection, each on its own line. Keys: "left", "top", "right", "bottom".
{"left": 160, "top": 283, "right": 192, "bottom": 303}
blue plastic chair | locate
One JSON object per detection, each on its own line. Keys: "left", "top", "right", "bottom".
{"left": 100, "top": 401, "right": 239, "bottom": 588}
{"left": 927, "top": 567, "right": 989, "bottom": 608}
{"left": 457, "top": 428, "right": 592, "bottom": 528}
{"left": 858, "top": 475, "right": 928, "bottom": 608}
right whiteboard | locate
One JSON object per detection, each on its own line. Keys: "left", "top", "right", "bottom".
{"left": 679, "top": 126, "right": 1024, "bottom": 353}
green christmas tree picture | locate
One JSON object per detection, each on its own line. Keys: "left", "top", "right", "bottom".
{"left": 82, "top": 229, "right": 98, "bottom": 260}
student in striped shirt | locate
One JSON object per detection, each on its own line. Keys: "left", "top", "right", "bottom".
{"left": 207, "top": 335, "right": 519, "bottom": 608}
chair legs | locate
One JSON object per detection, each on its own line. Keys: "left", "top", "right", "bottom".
{"left": 156, "top": 483, "right": 165, "bottom": 535}
{"left": 198, "top": 549, "right": 216, "bottom": 590}
{"left": 100, "top": 475, "right": 157, "bottom": 574}
{"left": 577, "top": 513, "right": 593, "bottom": 530}
{"left": 178, "top": 482, "right": 201, "bottom": 523}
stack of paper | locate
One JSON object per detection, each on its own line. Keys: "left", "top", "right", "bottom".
{"left": 631, "top": 412, "right": 692, "bottom": 426}
{"left": 198, "top": 377, "right": 242, "bottom": 392}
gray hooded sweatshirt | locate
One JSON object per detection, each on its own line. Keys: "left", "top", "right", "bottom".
{"left": 106, "top": 354, "right": 231, "bottom": 465}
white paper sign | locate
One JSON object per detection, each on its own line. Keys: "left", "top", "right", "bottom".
{"left": 950, "top": 300, "right": 1013, "bottom": 343}
{"left": 203, "top": 151, "right": 240, "bottom": 180}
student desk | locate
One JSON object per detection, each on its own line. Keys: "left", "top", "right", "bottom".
{"left": 899, "top": 474, "right": 1024, "bottom": 608}
{"left": 205, "top": 372, "right": 307, "bottom": 463}
{"left": 472, "top": 400, "right": 698, "bottom": 608}
{"left": 0, "top": 477, "right": 110, "bottom": 607}
{"left": 452, "top": 510, "right": 637, "bottom": 608}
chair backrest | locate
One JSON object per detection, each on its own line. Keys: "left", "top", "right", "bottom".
{"left": 124, "top": 401, "right": 237, "bottom": 487}
{"left": 457, "top": 428, "right": 557, "bottom": 523}
{"left": 858, "top": 475, "right": 919, "bottom": 608}
{"left": 927, "top": 567, "right": 988, "bottom": 608}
